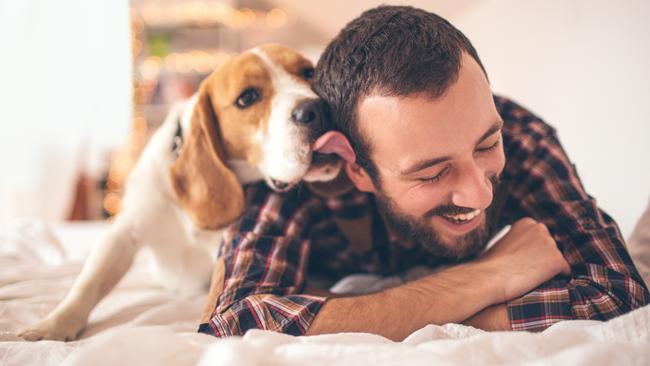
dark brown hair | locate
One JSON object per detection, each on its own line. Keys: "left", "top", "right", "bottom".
{"left": 314, "top": 5, "right": 487, "bottom": 182}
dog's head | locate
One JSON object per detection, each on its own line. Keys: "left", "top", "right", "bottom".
{"left": 170, "top": 44, "right": 344, "bottom": 229}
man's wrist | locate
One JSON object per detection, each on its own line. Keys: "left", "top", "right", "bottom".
{"left": 414, "top": 260, "right": 507, "bottom": 324}
{"left": 464, "top": 258, "right": 508, "bottom": 305}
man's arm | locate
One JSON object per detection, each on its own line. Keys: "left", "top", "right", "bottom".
{"left": 307, "top": 260, "right": 501, "bottom": 340}
{"left": 308, "top": 218, "right": 569, "bottom": 340}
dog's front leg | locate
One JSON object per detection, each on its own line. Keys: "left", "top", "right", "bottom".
{"left": 17, "top": 216, "right": 139, "bottom": 341}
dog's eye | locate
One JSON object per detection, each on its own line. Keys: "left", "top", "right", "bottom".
{"left": 235, "top": 88, "right": 261, "bottom": 109}
{"left": 301, "top": 67, "right": 314, "bottom": 79}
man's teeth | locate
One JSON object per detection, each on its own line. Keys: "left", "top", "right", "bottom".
{"left": 442, "top": 209, "right": 481, "bottom": 222}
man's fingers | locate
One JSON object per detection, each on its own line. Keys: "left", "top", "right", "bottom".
{"left": 513, "top": 217, "right": 537, "bottom": 228}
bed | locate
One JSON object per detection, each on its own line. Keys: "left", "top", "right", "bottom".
{"left": 1, "top": 218, "right": 649, "bottom": 365}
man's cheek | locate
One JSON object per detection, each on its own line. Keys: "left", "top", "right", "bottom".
{"left": 407, "top": 191, "right": 446, "bottom": 218}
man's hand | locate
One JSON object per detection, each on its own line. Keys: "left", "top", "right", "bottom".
{"left": 479, "top": 217, "right": 571, "bottom": 304}
{"left": 463, "top": 304, "right": 510, "bottom": 331}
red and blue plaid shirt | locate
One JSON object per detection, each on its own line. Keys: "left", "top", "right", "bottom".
{"left": 198, "top": 96, "right": 649, "bottom": 336}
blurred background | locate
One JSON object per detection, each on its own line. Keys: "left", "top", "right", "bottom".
{"left": 0, "top": 0, "right": 648, "bottom": 238}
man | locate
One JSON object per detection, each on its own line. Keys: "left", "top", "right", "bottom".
{"left": 199, "top": 6, "right": 648, "bottom": 340}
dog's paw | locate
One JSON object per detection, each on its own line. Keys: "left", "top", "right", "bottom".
{"left": 17, "top": 314, "right": 86, "bottom": 342}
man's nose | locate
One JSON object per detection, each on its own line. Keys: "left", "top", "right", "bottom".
{"left": 450, "top": 162, "right": 493, "bottom": 210}
{"left": 291, "top": 98, "right": 323, "bottom": 125}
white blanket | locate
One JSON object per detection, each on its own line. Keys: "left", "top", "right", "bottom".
{"left": 1, "top": 220, "right": 649, "bottom": 366}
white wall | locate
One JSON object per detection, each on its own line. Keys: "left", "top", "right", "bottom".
{"left": 0, "top": 0, "right": 132, "bottom": 222}
{"left": 448, "top": 0, "right": 650, "bottom": 238}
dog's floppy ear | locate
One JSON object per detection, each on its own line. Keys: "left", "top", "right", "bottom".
{"left": 169, "top": 83, "right": 244, "bottom": 230}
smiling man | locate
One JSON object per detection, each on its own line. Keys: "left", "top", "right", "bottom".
{"left": 199, "top": 6, "right": 648, "bottom": 340}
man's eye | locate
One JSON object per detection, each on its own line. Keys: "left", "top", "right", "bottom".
{"left": 235, "top": 88, "right": 261, "bottom": 108}
{"left": 476, "top": 137, "right": 501, "bottom": 153}
{"left": 419, "top": 166, "right": 450, "bottom": 184}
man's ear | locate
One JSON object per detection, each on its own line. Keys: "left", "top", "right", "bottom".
{"left": 169, "top": 82, "right": 244, "bottom": 230}
{"left": 309, "top": 130, "right": 377, "bottom": 195}
{"left": 345, "top": 162, "right": 377, "bottom": 194}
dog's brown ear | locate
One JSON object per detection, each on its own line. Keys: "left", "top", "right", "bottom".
{"left": 307, "top": 166, "right": 355, "bottom": 198}
{"left": 169, "top": 84, "right": 244, "bottom": 230}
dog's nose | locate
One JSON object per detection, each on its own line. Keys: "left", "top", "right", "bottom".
{"left": 291, "top": 99, "right": 322, "bottom": 124}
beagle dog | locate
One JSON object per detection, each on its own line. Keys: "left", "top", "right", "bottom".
{"left": 18, "top": 44, "right": 344, "bottom": 341}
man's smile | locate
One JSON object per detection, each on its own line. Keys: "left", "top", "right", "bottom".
{"left": 434, "top": 209, "right": 485, "bottom": 235}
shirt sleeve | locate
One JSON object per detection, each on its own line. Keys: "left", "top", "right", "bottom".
{"left": 198, "top": 186, "right": 327, "bottom": 337}
{"left": 497, "top": 98, "right": 650, "bottom": 331}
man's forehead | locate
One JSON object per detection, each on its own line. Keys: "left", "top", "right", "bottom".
{"left": 355, "top": 54, "right": 498, "bottom": 173}
{"left": 358, "top": 96, "right": 495, "bottom": 164}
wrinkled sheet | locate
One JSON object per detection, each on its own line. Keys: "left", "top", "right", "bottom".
{"left": 1, "top": 219, "right": 649, "bottom": 366}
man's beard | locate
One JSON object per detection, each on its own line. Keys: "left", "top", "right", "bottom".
{"left": 375, "top": 174, "right": 500, "bottom": 260}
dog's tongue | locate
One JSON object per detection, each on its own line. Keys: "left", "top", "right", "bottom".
{"left": 312, "top": 131, "right": 356, "bottom": 164}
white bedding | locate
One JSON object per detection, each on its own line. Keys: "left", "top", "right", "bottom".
{"left": 1, "top": 219, "right": 649, "bottom": 366}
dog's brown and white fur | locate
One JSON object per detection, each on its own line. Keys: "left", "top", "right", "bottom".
{"left": 18, "top": 44, "right": 343, "bottom": 341}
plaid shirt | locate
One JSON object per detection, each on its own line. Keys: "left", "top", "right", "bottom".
{"left": 198, "top": 96, "right": 649, "bottom": 336}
